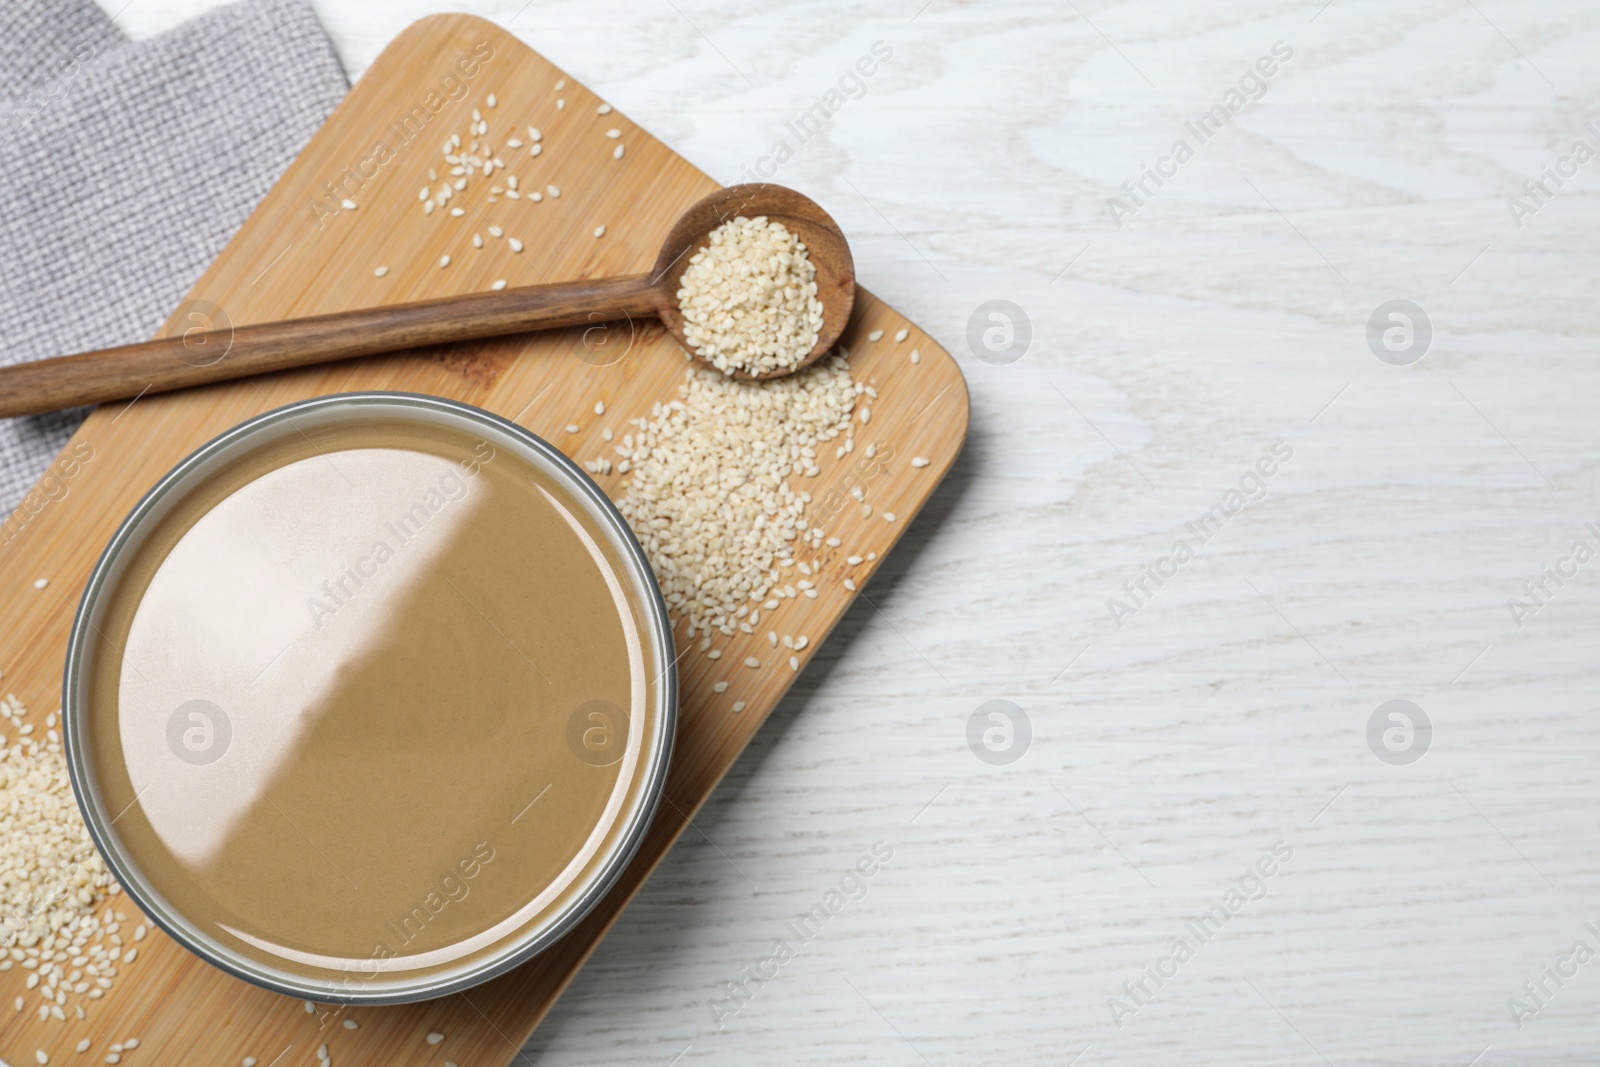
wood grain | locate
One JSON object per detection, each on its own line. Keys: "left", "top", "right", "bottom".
{"left": 0, "top": 14, "right": 967, "bottom": 1067}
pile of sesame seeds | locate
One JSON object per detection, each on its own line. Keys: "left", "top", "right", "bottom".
{"left": 676, "top": 216, "right": 824, "bottom": 377}
{"left": 613, "top": 355, "right": 859, "bottom": 638}
{"left": 0, "top": 690, "right": 150, "bottom": 1058}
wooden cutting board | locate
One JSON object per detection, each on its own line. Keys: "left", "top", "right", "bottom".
{"left": 0, "top": 14, "right": 967, "bottom": 1066}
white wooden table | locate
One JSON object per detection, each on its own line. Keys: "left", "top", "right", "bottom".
{"left": 109, "top": 1, "right": 1600, "bottom": 1063}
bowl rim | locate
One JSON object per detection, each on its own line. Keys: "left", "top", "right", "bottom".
{"left": 61, "top": 391, "right": 678, "bottom": 1004}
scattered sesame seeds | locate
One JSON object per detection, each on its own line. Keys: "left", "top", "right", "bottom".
{"left": 894, "top": 328, "right": 909, "bottom": 342}
{"left": 676, "top": 216, "right": 823, "bottom": 376}
{"left": 911, "top": 456, "right": 930, "bottom": 468}
{"left": 373, "top": 266, "right": 389, "bottom": 277}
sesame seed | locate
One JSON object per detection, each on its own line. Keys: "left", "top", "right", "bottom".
{"left": 134, "top": 925, "right": 146, "bottom": 940}
{"left": 606, "top": 128, "right": 621, "bottom": 138}
{"left": 32, "top": 579, "right": 46, "bottom": 589}
{"left": 732, "top": 701, "right": 747, "bottom": 712}
{"left": 509, "top": 238, "right": 524, "bottom": 252}
{"left": 488, "top": 225, "right": 503, "bottom": 237}
{"left": 613, "top": 144, "right": 626, "bottom": 159}
{"left": 860, "top": 504, "right": 872, "bottom": 519}
{"left": 847, "top": 556, "right": 863, "bottom": 566}
{"left": 490, "top": 279, "right": 507, "bottom": 291}
{"left": 566, "top": 424, "right": 581, "bottom": 434}
{"left": 895, "top": 329, "right": 909, "bottom": 342}
{"left": 744, "top": 657, "right": 761, "bottom": 669}
{"left": 423, "top": 200, "right": 435, "bottom": 215}
{"left": 373, "top": 266, "right": 389, "bottom": 277}
{"left": 884, "top": 512, "right": 897, "bottom": 522}
{"left": 795, "top": 636, "right": 809, "bottom": 650}
{"left": 911, "top": 456, "right": 930, "bottom": 468}
{"left": 244, "top": 1059, "right": 258, "bottom": 1066}
{"left": 546, "top": 184, "right": 561, "bottom": 198}
{"left": 911, "top": 348, "right": 921, "bottom": 364}
{"left": 789, "top": 656, "right": 799, "bottom": 671}
{"left": 439, "top": 255, "right": 451, "bottom": 268}
{"left": 341, "top": 199, "right": 357, "bottom": 210}
{"left": 555, "top": 79, "right": 566, "bottom": 89}
{"left": 712, "top": 682, "right": 728, "bottom": 693}
{"left": 595, "top": 401, "right": 606, "bottom": 415}
{"left": 557, "top": 98, "right": 565, "bottom": 109}
{"left": 767, "top": 632, "right": 778, "bottom": 647}
{"left": 487, "top": 93, "right": 497, "bottom": 107}
{"left": 597, "top": 103, "right": 612, "bottom": 114}
{"left": 123, "top": 949, "right": 136, "bottom": 963}
{"left": 122, "top": 1041, "right": 137, "bottom": 1050}
{"left": 305, "top": 1001, "right": 316, "bottom": 1013}
{"left": 707, "top": 649, "right": 722, "bottom": 660}
{"left": 676, "top": 216, "right": 823, "bottom": 376}
{"left": 594, "top": 225, "right": 606, "bottom": 238}
{"left": 843, "top": 578, "right": 857, "bottom": 591}
{"left": 450, "top": 207, "right": 465, "bottom": 217}
{"left": 36, "top": 1051, "right": 47, "bottom": 1064}
{"left": 427, "top": 1033, "right": 445, "bottom": 1045}
{"left": 473, "top": 234, "right": 483, "bottom": 248}
{"left": 507, "top": 138, "right": 523, "bottom": 148}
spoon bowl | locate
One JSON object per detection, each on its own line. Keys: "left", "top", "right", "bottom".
{"left": 652, "top": 183, "right": 855, "bottom": 380}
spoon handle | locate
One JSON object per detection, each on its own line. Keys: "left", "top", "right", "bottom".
{"left": 0, "top": 273, "right": 662, "bottom": 418}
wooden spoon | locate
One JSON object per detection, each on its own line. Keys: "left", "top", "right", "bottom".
{"left": 0, "top": 183, "right": 855, "bottom": 419}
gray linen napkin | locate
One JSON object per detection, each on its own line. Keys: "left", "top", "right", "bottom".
{"left": 0, "top": 0, "right": 348, "bottom": 515}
